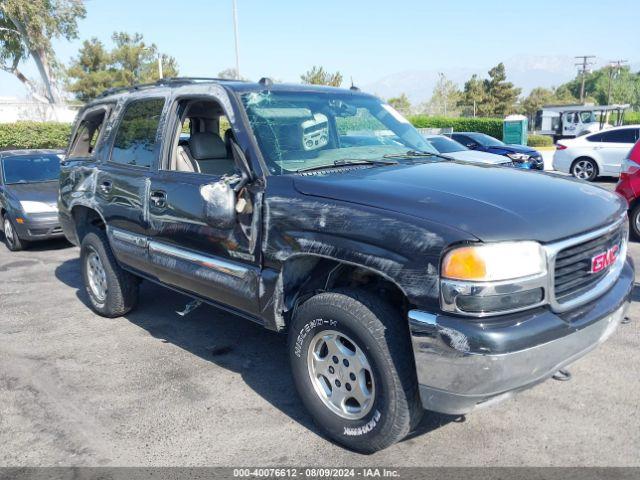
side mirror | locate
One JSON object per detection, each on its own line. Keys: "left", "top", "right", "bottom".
{"left": 200, "top": 181, "right": 236, "bottom": 229}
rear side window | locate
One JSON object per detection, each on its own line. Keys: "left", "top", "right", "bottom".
{"left": 598, "top": 129, "right": 638, "bottom": 144}
{"left": 68, "top": 106, "right": 111, "bottom": 159}
{"left": 110, "top": 98, "right": 165, "bottom": 168}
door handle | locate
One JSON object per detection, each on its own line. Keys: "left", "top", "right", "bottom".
{"left": 99, "top": 180, "right": 112, "bottom": 194}
{"left": 150, "top": 190, "right": 167, "bottom": 209}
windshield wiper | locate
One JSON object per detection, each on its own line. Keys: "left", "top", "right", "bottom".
{"left": 383, "top": 150, "right": 454, "bottom": 161}
{"left": 296, "top": 158, "right": 398, "bottom": 173}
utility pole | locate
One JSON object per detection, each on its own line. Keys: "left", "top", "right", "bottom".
{"left": 575, "top": 55, "right": 595, "bottom": 103}
{"left": 232, "top": 0, "right": 241, "bottom": 80}
{"left": 607, "top": 59, "right": 628, "bottom": 105}
{"left": 157, "top": 53, "right": 163, "bottom": 79}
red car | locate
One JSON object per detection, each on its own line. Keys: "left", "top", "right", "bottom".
{"left": 616, "top": 139, "right": 640, "bottom": 239}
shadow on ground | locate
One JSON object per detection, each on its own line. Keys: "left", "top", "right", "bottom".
{"left": 54, "top": 257, "right": 455, "bottom": 451}
{"left": 0, "top": 232, "right": 72, "bottom": 252}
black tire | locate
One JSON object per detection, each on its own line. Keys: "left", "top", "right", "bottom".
{"left": 629, "top": 203, "right": 640, "bottom": 241}
{"left": 571, "top": 157, "right": 598, "bottom": 181}
{"left": 80, "top": 229, "right": 139, "bottom": 317}
{"left": 2, "top": 214, "right": 26, "bottom": 251}
{"left": 288, "top": 289, "right": 423, "bottom": 453}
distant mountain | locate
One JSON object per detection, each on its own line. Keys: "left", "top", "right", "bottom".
{"left": 362, "top": 55, "right": 606, "bottom": 105}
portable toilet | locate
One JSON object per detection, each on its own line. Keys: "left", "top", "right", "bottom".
{"left": 503, "top": 114, "right": 528, "bottom": 146}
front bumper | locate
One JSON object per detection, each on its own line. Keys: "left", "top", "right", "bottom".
{"left": 409, "top": 257, "right": 634, "bottom": 415}
{"left": 12, "top": 212, "right": 64, "bottom": 241}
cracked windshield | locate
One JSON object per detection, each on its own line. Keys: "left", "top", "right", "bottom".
{"left": 240, "top": 91, "right": 437, "bottom": 174}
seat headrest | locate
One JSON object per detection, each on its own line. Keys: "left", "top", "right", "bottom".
{"left": 189, "top": 132, "right": 227, "bottom": 160}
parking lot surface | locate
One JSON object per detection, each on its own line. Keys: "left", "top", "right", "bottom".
{"left": 0, "top": 179, "right": 639, "bottom": 467}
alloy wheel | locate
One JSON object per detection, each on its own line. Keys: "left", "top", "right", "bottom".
{"left": 307, "top": 330, "right": 375, "bottom": 420}
{"left": 86, "top": 248, "right": 108, "bottom": 302}
{"left": 573, "top": 160, "right": 595, "bottom": 180}
{"left": 4, "top": 218, "right": 14, "bottom": 248}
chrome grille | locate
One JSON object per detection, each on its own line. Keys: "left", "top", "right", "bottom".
{"left": 553, "top": 224, "right": 624, "bottom": 304}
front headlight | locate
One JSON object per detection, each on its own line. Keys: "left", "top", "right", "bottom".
{"left": 442, "top": 242, "right": 546, "bottom": 281}
{"left": 20, "top": 200, "right": 57, "bottom": 214}
{"left": 506, "top": 152, "right": 530, "bottom": 161}
{"left": 441, "top": 242, "right": 547, "bottom": 316}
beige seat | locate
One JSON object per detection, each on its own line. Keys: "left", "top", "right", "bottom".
{"left": 176, "top": 144, "right": 201, "bottom": 173}
{"left": 189, "top": 132, "right": 237, "bottom": 176}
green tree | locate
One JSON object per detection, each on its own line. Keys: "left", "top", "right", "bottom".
{"left": 459, "top": 74, "right": 487, "bottom": 116}
{"left": 483, "top": 63, "right": 521, "bottom": 116}
{"left": 554, "top": 66, "right": 640, "bottom": 108}
{"left": 109, "top": 32, "right": 178, "bottom": 85}
{"left": 422, "top": 73, "right": 461, "bottom": 116}
{"left": 521, "top": 86, "right": 578, "bottom": 119}
{"left": 0, "top": 0, "right": 86, "bottom": 104}
{"left": 387, "top": 93, "right": 412, "bottom": 115}
{"left": 66, "top": 32, "right": 179, "bottom": 101}
{"left": 300, "top": 65, "right": 343, "bottom": 87}
{"left": 459, "top": 64, "right": 520, "bottom": 116}
{"left": 65, "top": 38, "right": 115, "bottom": 102}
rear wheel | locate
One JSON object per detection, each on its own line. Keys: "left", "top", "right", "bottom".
{"left": 80, "top": 230, "right": 139, "bottom": 317}
{"left": 571, "top": 157, "right": 598, "bottom": 181}
{"left": 2, "top": 215, "right": 25, "bottom": 251}
{"left": 288, "top": 289, "right": 422, "bottom": 453}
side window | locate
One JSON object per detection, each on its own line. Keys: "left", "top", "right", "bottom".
{"left": 586, "top": 132, "right": 603, "bottom": 142}
{"left": 168, "top": 99, "right": 237, "bottom": 176}
{"left": 110, "top": 98, "right": 165, "bottom": 168}
{"left": 599, "top": 129, "right": 637, "bottom": 144}
{"left": 68, "top": 107, "right": 110, "bottom": 159}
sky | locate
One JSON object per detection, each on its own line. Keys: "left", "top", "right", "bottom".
{"left": 2, "top": 0, "right": 639, "bottom": 100}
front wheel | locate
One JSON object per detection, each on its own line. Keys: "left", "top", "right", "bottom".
{"left": 571, "top": 158, "right": 598, "bottom": 181}
{"left": 288, "top": 289, "right": 422, "bottom": 453}
{"left": 2, "top": 215, "right": 25, "bottom": 251}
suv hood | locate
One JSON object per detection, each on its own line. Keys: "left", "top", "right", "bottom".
{"left": 293, "top": 162, "right": 625, "bottom": 243}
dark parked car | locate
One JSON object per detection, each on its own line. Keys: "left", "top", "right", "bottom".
{"left": 450, "top": 132, "right": 544, "bottom": 170}
{"left": 59, "top": 78, "right": 632, "bottom": 452}
{"left": 0, "top": 150, "right": 64, "bottom": 251}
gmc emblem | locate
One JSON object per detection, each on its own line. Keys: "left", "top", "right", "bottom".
{"left": 591, "top": 245, "right": 619, "bottom": 273}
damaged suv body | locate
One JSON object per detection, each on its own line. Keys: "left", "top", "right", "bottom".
{"left": 59, "top": 78, "right": 634, "bottom": 452}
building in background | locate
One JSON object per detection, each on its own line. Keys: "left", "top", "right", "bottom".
{"left": 0, "top": 97, "right": 80, "bottom": 123}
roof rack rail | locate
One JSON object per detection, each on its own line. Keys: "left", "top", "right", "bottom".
{"left": 96, "top": 76, "right": 250, "bottom": 98}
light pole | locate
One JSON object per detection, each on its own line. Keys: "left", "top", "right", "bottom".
{"left": 232, "top": 0, "right": 241, "bottom": 80}
{"left": 157, "top": 53, "right": 163, "bottom": 79}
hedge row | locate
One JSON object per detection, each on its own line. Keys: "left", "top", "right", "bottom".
{"left": 0, "top": 122, "right": 72, "bottom": 150}
{"left": 526, "top": 134, "right": 554, "bottom": 147}
{"left": 622, "top": 111, "right": 640, "bottom": 125}
{"left": 408, "top": 115, "right": 504, "bottom": 139}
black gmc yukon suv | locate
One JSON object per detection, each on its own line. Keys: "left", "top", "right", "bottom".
{"left": 59, "top": 78, "right": 633, "bottom": 452}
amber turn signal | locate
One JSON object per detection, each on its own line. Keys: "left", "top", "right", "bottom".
{"left": 442, "top": 247, "right": 487, "bottom": 280}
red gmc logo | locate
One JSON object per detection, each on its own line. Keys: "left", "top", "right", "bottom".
{"left": 591, "top": 245, "right": 619, "bottom": 273}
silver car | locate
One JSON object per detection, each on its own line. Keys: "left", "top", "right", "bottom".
{"left": 424, "top": 134, "right": 513, "bottom": 166}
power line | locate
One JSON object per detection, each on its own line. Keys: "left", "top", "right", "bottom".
{"left": 574, "top": 55, "right": 596, "bottom": 103}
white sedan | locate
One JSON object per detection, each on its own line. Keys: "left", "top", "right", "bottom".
{"left": 553, "top": 125, "right": 640, "bottom": 181}
{"left": 423, "top": 135, "right": 513, "bottom": 166}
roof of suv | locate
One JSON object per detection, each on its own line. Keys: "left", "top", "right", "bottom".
{"left": 92, "top": 77, "right": 374, "bottom": 104}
